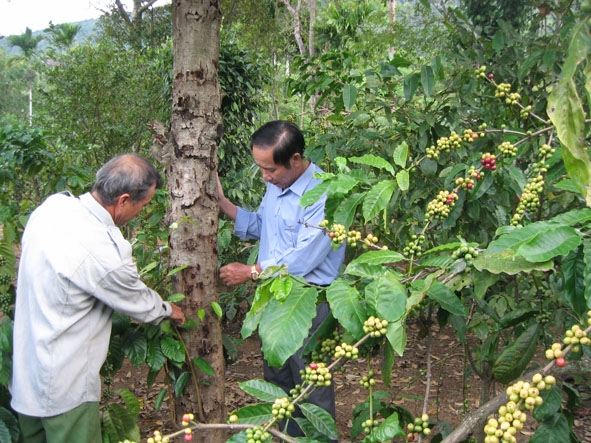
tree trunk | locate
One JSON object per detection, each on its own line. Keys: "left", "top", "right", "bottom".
{"left": 308, "top": 0, "right": 316, "bottom": 57}
{"left": 167, "top": 1, "right": 225, "bottom": 441}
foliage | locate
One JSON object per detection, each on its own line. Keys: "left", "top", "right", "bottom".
{"left": 35, "top": 39, "right": 171, "bottom": 164}
{"left": 6, "top": 27, "right": 43, "bottom": 58}
{"left": 43, "top": 22, "right": 81, "bottom": 51}
{"left": 0, "top": 49, "right": 30, "bottom": 120}
{"left": 221, "top": 1, "right": 591, "bottom": 442}
{"left": 1, "top": 0, "right": 591, "bottom": 442}
{"left": 314, "top": 0, "right": 392, "bottom": 58}
{"left": 96, "top": 3, "right": 172, "bottom": 50}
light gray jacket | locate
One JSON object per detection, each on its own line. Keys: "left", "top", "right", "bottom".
{"left": 11, "top": 192, "right": 171, "bottom": 417}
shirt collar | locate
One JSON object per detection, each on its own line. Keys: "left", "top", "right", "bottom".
{"left": 79, "top": 192, "right": 116, "bottom": 227}
{"left": 282, "top": 162, "right": 317, "bottom": 197}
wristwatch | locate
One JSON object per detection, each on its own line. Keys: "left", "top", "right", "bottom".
{"left": 250, "top": 265, "right": 260, "bottom": 281}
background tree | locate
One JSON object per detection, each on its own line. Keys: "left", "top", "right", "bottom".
{"left": 43, "top": 22, "right": 81, "bottom": 51}
{"left": 6, "top": 27, "right": 43, "bottom": 58}
{"left": 0, "top": 49, "right": 30, "bottom": 120}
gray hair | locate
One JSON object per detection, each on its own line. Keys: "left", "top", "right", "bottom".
{"left": 92, "top": 153, "right": 163, "bottom": 205}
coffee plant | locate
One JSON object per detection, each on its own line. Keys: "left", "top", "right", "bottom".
{"left": 2, "top": 2, "right": 591, "bottom": 443}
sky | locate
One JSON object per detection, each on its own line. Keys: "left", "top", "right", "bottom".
{"left": 0, "top": 0, "right": 168, "bottom": 37}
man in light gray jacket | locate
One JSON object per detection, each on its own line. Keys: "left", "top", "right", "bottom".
{"left": 11, "top": 153, "right": 185, "bottom": 443}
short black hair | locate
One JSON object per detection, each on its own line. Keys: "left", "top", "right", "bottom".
{"left": 92, "top": 153, "right": 163, "bottom": 205}
{"left": 250, "top": 120, "right": 305, "bottom": 168}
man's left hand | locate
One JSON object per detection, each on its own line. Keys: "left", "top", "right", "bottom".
{"left": 220, "top": 262, "right": 252, "bottom": 286}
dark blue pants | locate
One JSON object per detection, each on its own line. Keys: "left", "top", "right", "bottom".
{"left": 263, "top": 302, "right": 336, "bottom": 440}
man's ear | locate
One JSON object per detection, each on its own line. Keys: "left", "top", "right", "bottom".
{"left": 117, "top": 193, "right": 131, "bottom": 206}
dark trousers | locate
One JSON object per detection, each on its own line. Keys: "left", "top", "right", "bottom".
{"left": 263, "top": 302, "right": 336, "bottom": 440}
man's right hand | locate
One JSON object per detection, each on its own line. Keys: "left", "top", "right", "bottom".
{"left": 169, "top": 303, "right": 186, "bottom": 325}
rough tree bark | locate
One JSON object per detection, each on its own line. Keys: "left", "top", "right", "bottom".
{"left": 153, "top": 1, "right": 225, "bottom": 441}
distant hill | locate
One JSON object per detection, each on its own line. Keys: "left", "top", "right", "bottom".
{"left": 0, "top": 18, "right": 97, "bottom": 55}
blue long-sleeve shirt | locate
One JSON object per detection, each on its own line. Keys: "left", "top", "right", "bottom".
{"left": 234, "top": 163, "right": 345, "bottom": 285}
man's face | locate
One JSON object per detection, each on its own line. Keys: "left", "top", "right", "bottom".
{"left": 252, "top": 146, "right": 302, "bottom": 190}
{"left": 113, "top": 183, "right": 157, "bottom": 226}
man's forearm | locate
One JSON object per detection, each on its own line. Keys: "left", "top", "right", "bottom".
{"left": 219, "top": 196, "right": 238, "bottom": 221}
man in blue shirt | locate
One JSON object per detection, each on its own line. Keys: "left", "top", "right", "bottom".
{"left": 218, "top": 120, "right": 345, "bottom": 438}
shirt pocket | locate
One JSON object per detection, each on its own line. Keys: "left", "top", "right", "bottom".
{"left": 279, "top": 216, "right": 300, "bottom": 249}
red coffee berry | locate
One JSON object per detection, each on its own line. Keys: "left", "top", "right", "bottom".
{"left": 556, "top": 357, "right": 566, "bottom": 367}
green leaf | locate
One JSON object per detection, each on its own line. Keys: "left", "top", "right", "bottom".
{"left": 563, "top": 246, "right": 588, "bottom": 314}
{"left": 146, "top": 340, "right": 167, "bottom": 371}
{"left": 476, "top": 221, "right": 581, "bottom": 272}
{"left": 345, "top": 262, "right": 387, "bottom": 279}
{"left": 0, "top": 407, "right": 19, "bottom": 442}
{"left": 473, "top": 252, "right": 553, "bottom": 275}
{"left": 300, "top": 181, "right": 330, "bottom": 207}
{"left": 403, "top": 72, "right": 420, "bottom": 101}
{"left": 116, "top": 389, "right": 141, "bottom": 419}
{"left": 231, "top": 404, "right": 274, "bottom": 425}
{"left": 211, "top": 301, "right": 223, "bottom": 318}
{"left": 385, "top": 319, "right": 407, "bottom": 357}
{"left": 392, "top": 142, "right": 408, "bottom": 168}
{"left": 533, "top": 385, "right": 562, "bottom": 421}
{"left": 492, "top": 324, "right": 540, "bottom": 384}
{"left": 241, "top": 305, "right": 263, "bottom": 339}
{"left": 167, "top": 265, "right": 188, "bottom": 277}
{"left": 365, "top": 271, "right": 407, "bottom": 322}
{"left": 173, "top": 371, "right": 190, "bottom": 397}
{"left": 395, "top": 170, "right": 409, "bottom": 191}
{"left": 270, "top": 276, "right": 293, "bottom": 302}
{"left": 122, "top": 330, "right": 147, "bottom": 366}
{"left": 498, "top": 308, "right": 536, "bottom": 329}
{"left": 259, "top": 287, "right": 318, "bottom": 367}
{"left": 166, "top": 293, "right": 186, "bottom": 303}
{"left": 333, "top": 193, "right": 365, "bottom": 228}
{"left": 343, "top": 83, "right": 357, "bottom": 110}
{"left": 516, "top": 226, "right": 581, "bottom": 262}
{"left": 492, "top": 28, "right": 505, "bottom": 51}
{"left": 551, "top": 207, "right": 591, "bottom": 226}
{"left": 326, "top": 174, "right": 363, "bottom": 196}
{"left": 102, "top": 403, "right": 141, "bottom": 442}
{"left": 349, "top": 154, "right": 395, "bottom": 176}
{"left": 349, "top": 250, "right": 404, "bottom": 266}
{"left": 420, "top": 65, "right": 435, "bottom": 97}
{"left": 161, "top": 336, "right": 185, "bottom": 363}
{"left": 154, "top": 388, "right": 167, "bottom": 410}
{"left": 326, "top": 278, "right": 366, "bottom": 340}
{"left": 553, "top": 178, "right": 580, "bottom": 193}
{"left": 372, "top": 411, "right": 406, "bottom": 441}
{"left": 193, "top": 357, "right": 215, "bottom": 376}
{"left": 530, "top": 412, "right": 570, "bottom": 443}
{"left": 238, "top": 379, "right": 287, "bottom": 402}
{"left": 299, "top": 403, "right": 339, "bottom": 440}
{"left": 382, "top": 342, "right": 395, "bottom": 387}
{"left": 547, "top": 22, "right": 591, "bottom": 204}
{"left": 427, "top": 280, "right": 466, "bottom": 317}
{"left": 584, "top": 239, "right": 591, "bottom": 310}
{"left": 138, "top": 261, "right": 158, "bottom": 276}
{"left": 362, "top": 180, "right": 396, "bottom": 223}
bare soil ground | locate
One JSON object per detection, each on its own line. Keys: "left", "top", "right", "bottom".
{"left": 112, "top": 319, "right": 591, "bottom": 442}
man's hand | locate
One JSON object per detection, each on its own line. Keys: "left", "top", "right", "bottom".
{"left": 220, "top": 262, "right": 253, "bottom": 286}
{"left": 169, "top": 303, "right": 186, "bottom": 325}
